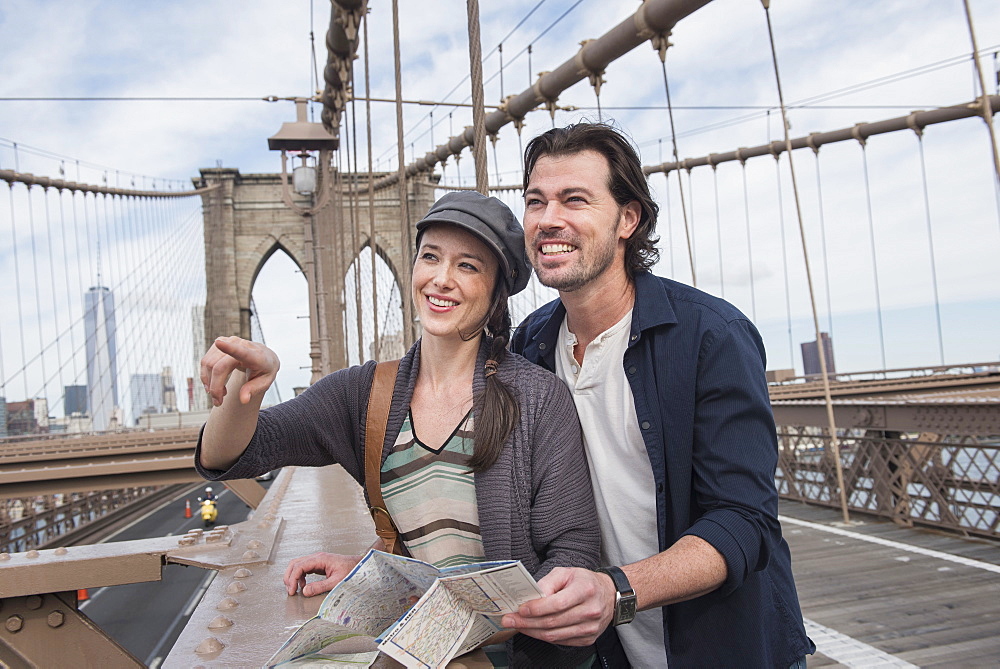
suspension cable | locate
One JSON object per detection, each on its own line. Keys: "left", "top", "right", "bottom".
{"left": 810, "top": 148, "right": 835, "bottom": 338}
{"left": 8, "top": 184, "right": 29, "bottom": 397}
{"left": 738, "top": 155, "right": 758, "bottom": 321}
{"left": 390, "top": 0, "right": 415, "bottom": 346}
{"left": 913, "top": 131, "right": 946, "bottom": 365}
{"left": 711, "top": 164, "right": 724, "bottom": 298}
{"left": 686, "top": 168, "right": 697, "bottom": 284}
{"left": 466, "top": 0, "right": 490, "bottom": 194}
{"left": 363, "top": 11, "right": 380, "bottom": 360}
{"left": 349, "top": 65, "right": 365, "bottom": 364}
{"left": 772, "top": 153, "right": 795, "bottom": 369}
{"left": 856, "top": 139, "right": 888, "bottom": 370}
{"left": 962, "top": 0, "right": 1000, "bottom": 200}
{"left": 761, "top": 0, "right": 849, "bottom": 524}
{"left": 658, "top": 49, "right": 696, "bottom": 286}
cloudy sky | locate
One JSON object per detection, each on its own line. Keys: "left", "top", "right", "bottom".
{"left": 1, "top": 0, "right": 998, "bottom": 412}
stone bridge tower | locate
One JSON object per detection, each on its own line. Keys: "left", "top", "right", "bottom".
{"left": 198, "top": 167, "right": 436, "bottom": 379}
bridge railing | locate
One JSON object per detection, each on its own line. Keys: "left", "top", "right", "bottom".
{"left": 776, "top": 428, "right": 1000, "bottom": 539}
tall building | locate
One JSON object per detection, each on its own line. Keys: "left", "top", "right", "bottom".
{"left": 801, "top": 332, "right": 836, "bottom": 378}
{"left": 130, "top": 373, "right": 162, "bottom": 424}
{"left": 85, "top": 285, "right": 119, "bottom": 431}
{"left": 191, "top": 305, "right": 209, "bottom": 410}
{"left": 161, "top": 366, "right": 177, "bottom": 413}
{"left": 0, "top": 397, "right": 7, "bottom": 438}
{"left": 64, "top": 385, "right": 88, "bottom": 416}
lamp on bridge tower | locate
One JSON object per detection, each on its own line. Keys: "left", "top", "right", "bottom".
{"left": 268, "top": 98, "right": 338, "bottom": 216}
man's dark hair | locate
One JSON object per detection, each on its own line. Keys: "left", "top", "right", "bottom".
{"left": 523, "top": 122, "right": 660, "bottom": 275}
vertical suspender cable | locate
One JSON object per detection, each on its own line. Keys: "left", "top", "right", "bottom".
{"left": 761, "top": 0, "right": 849, "bottom": 524}
{"left": 914, "top": 131, "right": 946, "bottom": 365}
{"left": 711, "top": 164, "right": 724, "bottom": 298}
{"left": 664, "top": 172, "right": 675, "bottom": 278}
{"left": 962, "top": 0, "right": 1000, "bottom": 211}
{"left": 811, "top": 149, "right": 835, "bottom": 337}
{"left": 0, "top": 184, "right": 9, "bottom": 393}
{"left": 658, "top": 56, "right": 696, "bottom": 286}
{"left": 43, "top": 189, "right": 66, "bottom": 404}
{"left": 363, "top": 11, "right": 380, "bottom": 360}
{"left": 857, "top": 140, "right": 888, "bottom": 370}
{"left": 349, "top": 76, "right": 365, "bottom": 364}
{"left": 57, "top": 191, "right": 77, "bottom": 392}
{"left": 8, "top": 185, "right": 29, "bottom": 397}
{"left": 333, "top": 152, "right": 349, "bottom": 361}
{"left": 391, "top": 0, "right": 415, "bottom": 346}
{"left": 686, "top": 168, "right": 697, "bottom": 284}
{"left": 773, "top": 155, "right": 795, "bottom": 368}
{"left": 466, "top": 0, "right": 491, "bottom": 194}
{"left": 27, "top": 185, "right": 49, "bottom": 401}
{"left": 739, "top": 158, "right": 758, "bottom": 321}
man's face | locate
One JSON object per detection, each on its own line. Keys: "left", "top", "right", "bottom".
{"left": 523, "top": 150, "right": 639, "bottom": 292}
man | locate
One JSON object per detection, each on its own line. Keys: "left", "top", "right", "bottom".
{"left": 503, "top": 123, "right": 814, "bottom": 667}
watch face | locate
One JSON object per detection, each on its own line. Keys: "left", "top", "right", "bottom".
{"left": 617, "top": 595, "right": 638, "bottom": 625}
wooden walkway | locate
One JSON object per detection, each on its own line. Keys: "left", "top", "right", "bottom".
{"left": 781, "top": 500, "right": 1000, "bottom": 667}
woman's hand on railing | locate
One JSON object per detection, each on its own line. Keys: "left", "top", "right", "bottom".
{"left": 283, "top": 552, "right": 364, "bottom": 597}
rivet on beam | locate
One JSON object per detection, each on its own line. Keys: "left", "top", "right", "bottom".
{"left": 216, "top": 597, "right": 239, "bottom": 611}
{"left": 226, "top": 582, "right": 248, "bottom": 595}
{"left": 208, "top": 616, "right": 234, "bottom": 630}
{"left": 194, "top": 637, "right": 226, "bottom": 654}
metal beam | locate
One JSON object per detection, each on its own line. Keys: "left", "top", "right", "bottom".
{"left": 772, "top": 399, "right": 1000, "bottom": 435}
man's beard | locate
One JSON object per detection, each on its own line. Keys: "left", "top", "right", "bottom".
{"left": 532, "top": 223, "right": 619, "bottom": 292}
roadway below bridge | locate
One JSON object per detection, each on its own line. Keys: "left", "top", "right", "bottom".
{"left": 78, "top": 480, "right": 271, "bottom": 667}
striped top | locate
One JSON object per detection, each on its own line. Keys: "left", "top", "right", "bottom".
{"left": 381, "top": 409, "right": 484, "bottom": 568}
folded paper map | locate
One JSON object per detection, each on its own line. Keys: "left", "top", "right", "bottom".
{"left": 268, "top": 549, "right": 543, "bottom": 669}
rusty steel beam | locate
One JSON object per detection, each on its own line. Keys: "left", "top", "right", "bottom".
{"left": 365, "top": 0, "right": 714, "bottom": 191}
{"left": 644, "top": 95, "right": 1000, "bottom": 174}
{"left": 769, "top": 370, "right": 1000, "bottom": 401}
{"left": 223, "top": 478, "right": 267, "bottom": 510}
{"left": 772, "top": 399, "right": 1000, "bottom": 435}
{"left": 0, "top": 426, "right": 202, "bottom": 462}
{"left": 0, "top": 592, "right": 144, "bottom": 668}
{"left": 0, "top": 427, "right": 202, "bottom": 500}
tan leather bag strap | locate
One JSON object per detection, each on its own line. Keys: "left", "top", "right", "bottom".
{"left": 364, "top": 359, "right": 402, "bottom": 554}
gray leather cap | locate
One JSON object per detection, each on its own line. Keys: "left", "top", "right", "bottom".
{"left": 415, "top": 191, "right": 531, "bottom": 296}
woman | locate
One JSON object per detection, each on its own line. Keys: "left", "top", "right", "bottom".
{"left": 196, "top": 191, "right": 599, "bottom": 667}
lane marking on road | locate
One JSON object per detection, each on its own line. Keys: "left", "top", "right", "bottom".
{"left": 779, "top": 515, "right": 1000, "bottom": 574}
{"left": 803, "top": 618, "right": 917, "bottom": 668}
{"left": 145, "top": 569, "right": 217, "bottom": 667}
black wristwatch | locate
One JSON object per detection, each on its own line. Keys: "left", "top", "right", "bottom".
{"left": 597, "top": 566, "right": 637, "bottom": 626}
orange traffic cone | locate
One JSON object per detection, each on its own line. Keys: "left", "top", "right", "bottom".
{"left": 77, "top": 588, "right": 89, "bottom": 602}
{"left": 184, "top": 499, "right": 192, "bottom": 518}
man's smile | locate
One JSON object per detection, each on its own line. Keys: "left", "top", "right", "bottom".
{"left": 540, "top": 243, "right": 577, "bottom": 256}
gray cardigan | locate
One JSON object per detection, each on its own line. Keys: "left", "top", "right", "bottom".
{"left": 196, "top": 338, "right": 599, "bottom": 667}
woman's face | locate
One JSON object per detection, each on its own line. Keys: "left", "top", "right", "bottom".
{"left": 412, "top": 224, "right": 499, "bottom": 341}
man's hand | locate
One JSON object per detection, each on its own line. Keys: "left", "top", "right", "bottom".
{"left": 283, "top": 552, "right": 363, "bottom": 597}
{"left": 200, "top": 336, "right": 279, "bottom": 407}
{"left": 500, "top": 567, "right": 616, "bottom": 646}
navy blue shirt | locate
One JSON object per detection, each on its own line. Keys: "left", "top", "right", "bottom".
{"left": 512, "top": 271, "right": 814, "bottom": 667}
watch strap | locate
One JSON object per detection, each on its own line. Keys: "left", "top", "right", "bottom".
{"left": 597, "top": 566, "right": 637, "bottom": 626}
